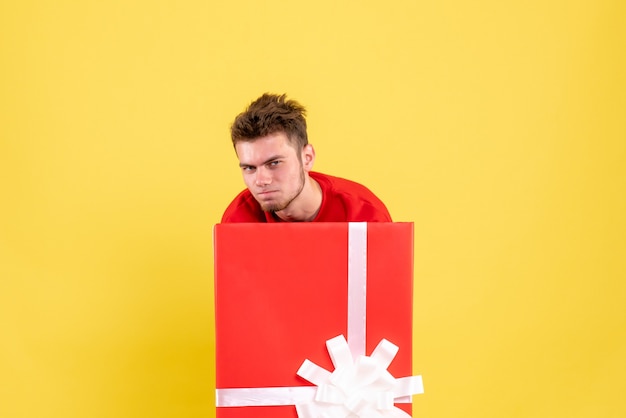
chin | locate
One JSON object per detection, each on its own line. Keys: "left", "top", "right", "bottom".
{"left": 259, "top": 202, "right": 284, "bottom": 212}
{"left": 267, "top": 206, "right": 286, "bottom": 212}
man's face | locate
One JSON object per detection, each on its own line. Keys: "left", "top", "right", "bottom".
{"left": 235, "top": 132, "right": 311, "bottom": 212}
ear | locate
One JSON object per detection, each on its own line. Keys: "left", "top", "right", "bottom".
{"left": 301, "top": 144, "right": 316, "bottom": 171}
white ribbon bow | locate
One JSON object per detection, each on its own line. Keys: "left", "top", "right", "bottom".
{"left": 296, "top": 335, "right": 424, "bottom": 418}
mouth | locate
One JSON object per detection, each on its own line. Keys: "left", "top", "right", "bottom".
{"left": 257, "top": 190, "right": 279, "bottom": 198}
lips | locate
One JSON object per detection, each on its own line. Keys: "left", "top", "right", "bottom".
{"left": 257, "top": 190, "right": 278, "bottom": 199}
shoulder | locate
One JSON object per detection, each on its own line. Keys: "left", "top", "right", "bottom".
{"left": 312, "top": 172, "right": 379, "bottom": 195}
{"left": 221, "top": 189, "right": 267, "bottom": 223}
{"left": 311, "top": 172, "right": 392, "bottom": 222}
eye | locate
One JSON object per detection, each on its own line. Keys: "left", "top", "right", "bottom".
{"left": 241, "top": 166, "right": 256, "bottom": 173}
{"left": 268, "top": 160, "right": 281, "bottom": 168}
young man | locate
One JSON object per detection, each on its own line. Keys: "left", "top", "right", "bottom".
{"left": 221, "top": 93, "right": 392, "bottom": 223}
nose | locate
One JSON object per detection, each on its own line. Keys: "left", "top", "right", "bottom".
{"left": 254, "top": 166, "right": 272, "bottom": 186}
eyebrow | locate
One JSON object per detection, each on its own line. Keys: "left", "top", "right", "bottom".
{"left": 239, "top": 155, "right": 284, "bottom": 168}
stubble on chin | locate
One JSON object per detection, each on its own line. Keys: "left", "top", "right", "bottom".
{"left": 254, "top": 191, "right": 287, "bottom": 212}
{"left": 260, "top": 201, "right": 283, "bottom": 212}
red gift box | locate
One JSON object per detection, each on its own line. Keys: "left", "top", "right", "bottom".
{"left": 214, "top": 223, "right": 421, "bottom": 418}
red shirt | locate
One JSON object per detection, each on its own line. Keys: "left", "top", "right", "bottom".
{"left": 221, "top": 172, "right": 392, "bottom": 223}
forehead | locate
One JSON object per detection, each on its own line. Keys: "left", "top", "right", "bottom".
{"left": 235, "top": 132, "right": 298, "bottom": 164}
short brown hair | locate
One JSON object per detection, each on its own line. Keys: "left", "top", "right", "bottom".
{"left": 230, "top": 93, "right": 308, "bottom": 150}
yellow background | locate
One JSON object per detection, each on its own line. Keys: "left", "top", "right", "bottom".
{"left": 1, "top": 1, "right": 625, "bottom": 417}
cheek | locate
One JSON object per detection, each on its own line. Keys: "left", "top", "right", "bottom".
{"left": 241, "top": 173, "right": 255, "bottom": 188}
{"left": 283, "top": 168, "right": 301, "bottom": 189}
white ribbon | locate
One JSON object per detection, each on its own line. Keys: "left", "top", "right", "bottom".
{"left": 348, "top": 222, "right": 368, "bottom": 359}
{"left": 215, "top": 223, "right": 424, "bottom": 415}
{"left": 216, "top": 386, "right": 317, "bottom": 406}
